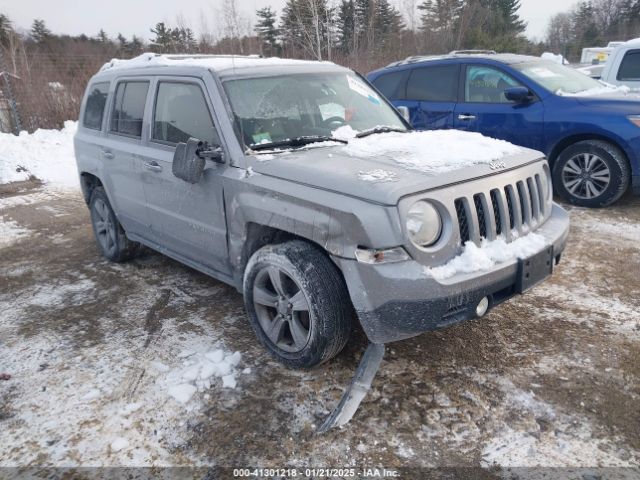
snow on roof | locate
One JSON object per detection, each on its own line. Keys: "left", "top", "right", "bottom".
{"left": 99, "top": 52, "right": 333, "bottom": 73}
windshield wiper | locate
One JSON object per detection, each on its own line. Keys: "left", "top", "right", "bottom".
{"left": 355, "top": 126, "right": 408, "bottom": 138}
{"left": 249, "top": 135, "right": 347, "bottom": 151}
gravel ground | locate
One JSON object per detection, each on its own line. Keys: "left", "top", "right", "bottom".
{"left": 0, "top": 181, "right": 639, "bottom": 477}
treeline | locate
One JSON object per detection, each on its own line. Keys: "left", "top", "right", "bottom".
{"left": 547, "top": 0, "right": 640, "bottom": 60}
{"left": 3, "top": 0, "right": 640, "bottom": 132}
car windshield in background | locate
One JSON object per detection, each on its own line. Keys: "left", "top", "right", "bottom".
{"left": 223, "top": 72, "right": 407, "bottom": 150}
{"left": 514, "top": 61, "right": 604, "bottom": 94}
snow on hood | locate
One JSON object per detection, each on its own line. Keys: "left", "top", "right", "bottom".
{"left": 0, "top": 121, "right": 79, "bottom": 189}
{"left": 340, "top": 130, "right": 523, "bottom": 174}
{"left": 556, "top": 83, "right": 633, "bottom": 97}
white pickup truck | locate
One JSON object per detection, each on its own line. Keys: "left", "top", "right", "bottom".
{"left": 600, "top": 38, "right": 640, "bottom": 88}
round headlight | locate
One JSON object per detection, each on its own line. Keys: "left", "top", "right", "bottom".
{"left": 406, "top": 201, "right": 442, "bottom": 247}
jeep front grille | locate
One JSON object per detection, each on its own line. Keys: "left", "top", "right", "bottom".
{"left": 454, "top": 173, "right": 547, "bottom": 245}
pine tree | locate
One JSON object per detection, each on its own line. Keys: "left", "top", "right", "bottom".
{"left": 31, "top": 19, "right": 52, "bottom": 43}
{"left": 150, "top": 22, "right": 172, "bottom": 52}
{"left": 374, "top": 0, "right": 404, "bottom": 49}
{"left": 97, "top": 29, "right": 109, "bottom": 44}
{"left": 337, "top": 0, "right": 356, "bottom": 53}
{"left": 496, "top": 0, "right": 526, "bottom": 35}
{"left": 255, "top": 7, "right": 280, "bottom": 56}
{"left": 280, "top": 0, "right": 332, "bottom": 60}
{"left": 573, "top": 1, "right": 601, "bottom": 48}
{"left": 418, "top": 0, "right": 463, "bottom": 51}
{"left": 129, "top": 35, "right": 144, "bottom": 54}
{"left": 0, "top": 14, "right": 13, "bottom": 48}
{"left": 355, "top": 0, "right": 374, "bottom": 51}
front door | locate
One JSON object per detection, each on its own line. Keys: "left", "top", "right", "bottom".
{"left": 453, "top": 65, "right": 545, "bottom": 151}
{"left": 139, "top": 78, "right": 230, "bottom": 275}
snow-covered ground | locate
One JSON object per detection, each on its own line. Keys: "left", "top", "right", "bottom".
{"left": 0, "top": 121, "right": 79, "bottom": 189}
{"left": 1, "top": 123, "right": 639, "bottom": 471}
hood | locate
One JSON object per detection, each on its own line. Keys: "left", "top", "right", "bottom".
{"left": 246, "top": 131, "right": 544, "bottom": 205}
{"left": 572, "top": 91, "right": 640, "bottom": 113}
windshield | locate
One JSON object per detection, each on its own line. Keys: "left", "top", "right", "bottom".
{"left": 513, "top": 61, "right": 604, "bottom": 95}
{"left": 223, "top": 72, "right": 407, "bottom": 150}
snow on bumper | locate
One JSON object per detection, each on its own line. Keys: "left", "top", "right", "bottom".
{"left": 336, "top": 203, "right": 570, "bottom": 344}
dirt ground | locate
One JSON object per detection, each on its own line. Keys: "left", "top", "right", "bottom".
{"left": 0, "top": 181, "right": 639, "bottom": 477}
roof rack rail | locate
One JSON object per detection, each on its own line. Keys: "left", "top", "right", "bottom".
{"left": 450, "top": 50, "right": 497, "bottom": 55}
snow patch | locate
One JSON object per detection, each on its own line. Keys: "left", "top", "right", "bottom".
{"left": 342, "top": 130, "right": 522, "bottom": 174}
{"left": 101, "top": 52, "right": 329, "bottom": 72}
{"left": 428, "top": 233, "right": 547, "bottom": 280}
{"left": 557, "top": 83, "right": 631, "bottom": 97}
{"left": 0, "top": 217, "right": 31, "bottom": 248}
{"left": 110, "top": 438, "right": 129, "bottom": 453}
{"left": 357, "top": 169, "right": 399, "bottom": 182}
{"left": 0, "top": 121, "right": 78, "bottom": 189}
{"left": 167, "top": 384, "right": 197, "bottom": 404}
{"left": 163, "top": 348, "right": 242, "bottom": 406}
{"left": 331, "top": 125, "right": 359, "bottom": 141}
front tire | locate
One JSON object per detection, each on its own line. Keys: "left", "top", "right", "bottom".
{"left": 89, "top": 187, "right": 140, "bottom": 262}
{"left": 243, "top": 240, "right": 352, "bottom": 369}
{"left": 552, "top": 140, "right": 630, "bottom": 207}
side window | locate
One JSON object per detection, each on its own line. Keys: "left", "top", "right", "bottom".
{"left": 406, "top": 65, "right": 458, "bottom": 102}
{"left": 465, "top": 66, "right": 522, "bottom": 103}
{"left": 618, "top": 50, "right": 640, "bottom": 81}
{"left": 153, "top": 82, "right": 219, "bottom": 145}
{"left": 83, "top": 82, "right": 110, "bottom": 130}
{"left": 372, "top": 71, "right": 407, "bottom": 100}
{"left": 110, "top": 81, "right": 149, "bottom": 137}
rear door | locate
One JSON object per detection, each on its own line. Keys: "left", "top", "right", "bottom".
{"left": 453, "top": 64, "right": 545, "bottom": 151}
{"left": 101, "top": 78, "right": 152, "bottom": 235}
{"left": 401, "top": 64, "right": 459, "bottom": 130}
{"left": 138, "top": 76, "right": 230, "bottom": 275}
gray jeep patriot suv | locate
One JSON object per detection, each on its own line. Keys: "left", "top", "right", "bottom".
{"left": 74, "top": 53, "right": 570, "bottom": 371}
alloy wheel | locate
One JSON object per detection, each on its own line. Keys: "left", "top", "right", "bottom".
{"left": 91, "top": 198, "right": 117, "bottom": 256}
{"left": 252, "top": 266, "right": 311, "bottom": 353}
{"left": 561, "top": 152, "right": 611, "bottom": 199}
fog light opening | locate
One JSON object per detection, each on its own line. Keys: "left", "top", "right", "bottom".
{"left": 476, "top": 296, "right": 490, "bottom": 317}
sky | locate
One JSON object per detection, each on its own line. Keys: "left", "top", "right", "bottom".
{"left": 0, "top": 0, "right": 575, "bottom": 43}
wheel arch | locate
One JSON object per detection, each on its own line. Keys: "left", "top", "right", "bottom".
{"left": 236, "top": 222, "right": 343, "bottom": 289}
{"left": 79, "top": 172, "right": 104, "bottom": 205}
{"left": 547, "top": 133, "right": 630, "bottom": 168}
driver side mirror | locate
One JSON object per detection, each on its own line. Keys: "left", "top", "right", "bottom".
{"left": 397, "top": 105, "right": 410, "bottom": 123}
{"left": 172, "top": 137, "right": 224, "bottom": 184}
{"left": 504, "top": 86, "right": 534, "bottom": 104}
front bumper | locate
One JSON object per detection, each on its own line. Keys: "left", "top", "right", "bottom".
{"left": 335, "top": 203, "right": 570, "bottom": 344}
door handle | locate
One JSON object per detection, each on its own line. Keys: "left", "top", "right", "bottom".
{"left": 101, "top": 149, "right": 114, "bottom": 160}
{"left": 457, "top": 114, "right": 476, "bottom": 121}
{"left": 144, "top": 161, "right": 163, "bottom": 172}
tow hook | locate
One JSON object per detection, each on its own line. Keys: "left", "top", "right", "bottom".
{"left": 317, "top": 343, "right": 385, "bottom": 433}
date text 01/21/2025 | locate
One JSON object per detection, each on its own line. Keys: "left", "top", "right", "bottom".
{"left": 232, "top": 467, "right": 400, "bottom": 477}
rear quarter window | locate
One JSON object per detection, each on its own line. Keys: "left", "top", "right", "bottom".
{"left": 83, "top": 82, "right": 110, "bottom": 130}
{"left": 618, "top": 50, "right": 640, "bottom": 80}
{"left": 372, "top": 71, "right": 408, "bottom": 100}
{"left": 110, "top": 81, "right": 150, "bottom": 137}
{"left": 406, "top": 65, "right": 459, "bottom": 102}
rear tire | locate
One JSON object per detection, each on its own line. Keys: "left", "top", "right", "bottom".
{"left": 243, "top": 240, "right": 352, "bottom": 369}
{"left": 552, "top": 140, "right": 630, "bottom": 207}
{"left": 89, "top": 187, "right": 141, "bottom": 262}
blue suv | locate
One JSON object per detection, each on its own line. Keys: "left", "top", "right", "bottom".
{"left": 367, "top": 52, "right": 640, "bottom": 207}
